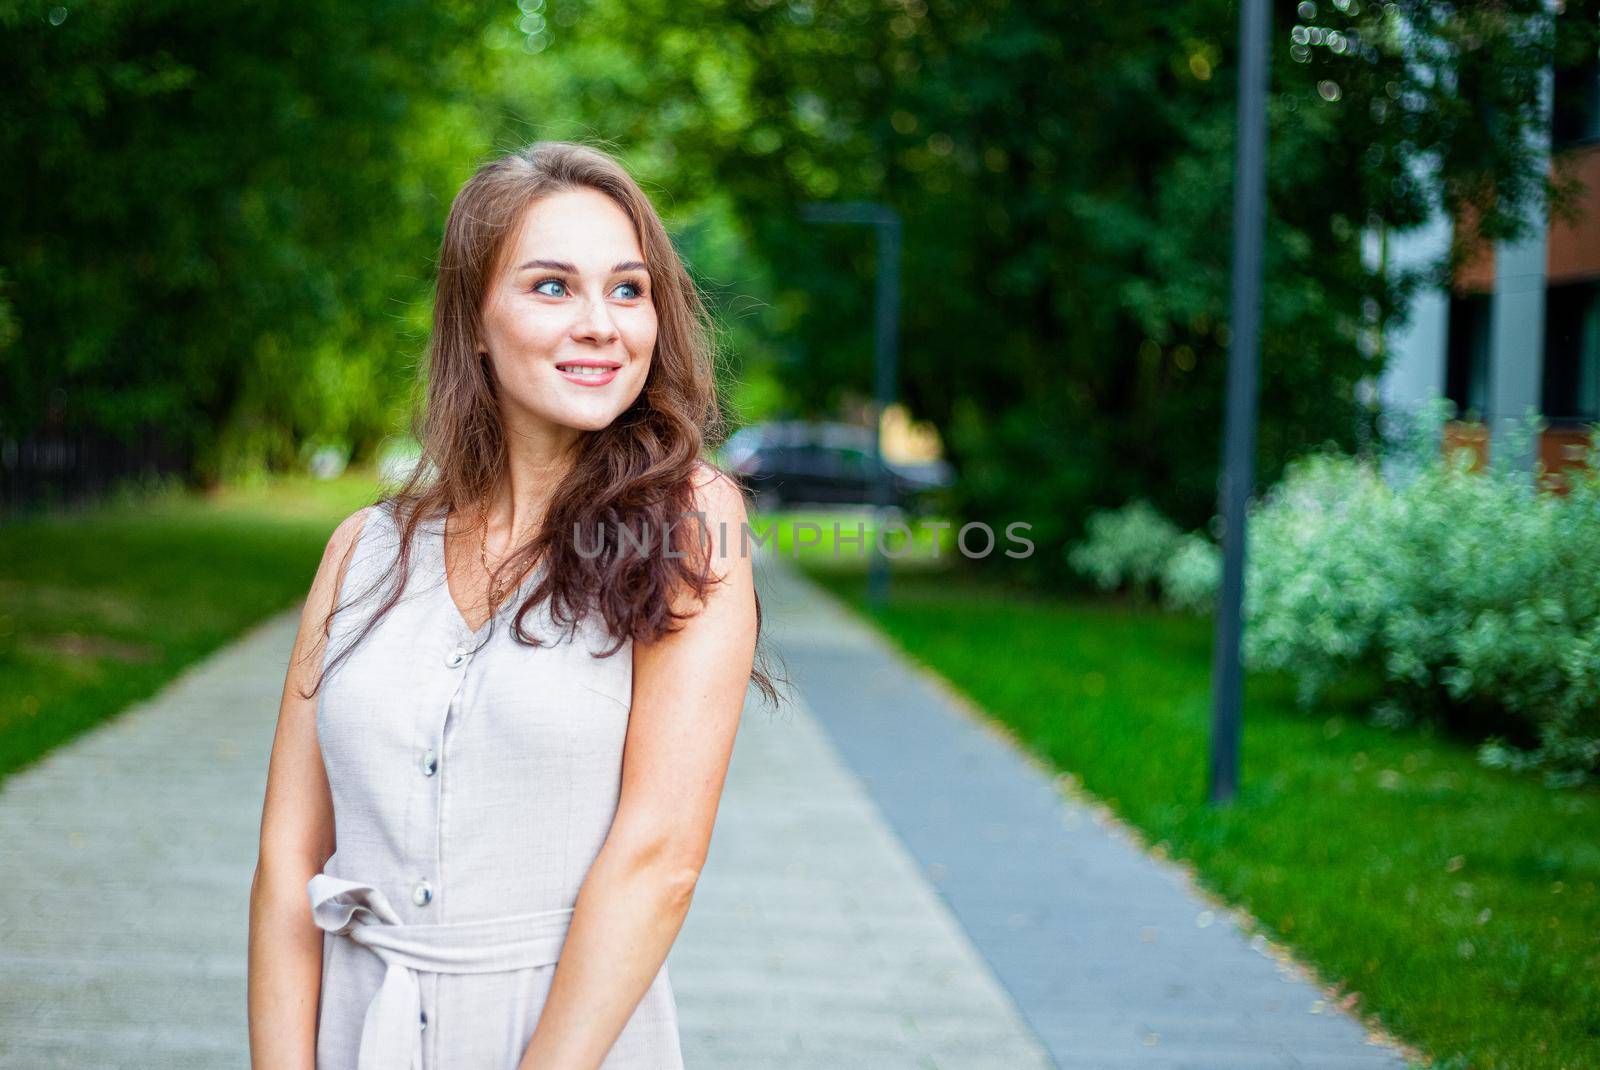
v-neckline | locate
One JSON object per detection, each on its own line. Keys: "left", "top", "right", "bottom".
{"left": 436, "top": 509, "right": 543, "bottom": 637}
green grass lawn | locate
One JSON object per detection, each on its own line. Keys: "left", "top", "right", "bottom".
{"left": 0, "top": 471, "right": 382, "bottom": 785}
{"left": 774, "top": 515, "right": 1598, "bottom": 1070}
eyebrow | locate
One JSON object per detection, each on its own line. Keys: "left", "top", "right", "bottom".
{"left": 515, "top": 258, "right": 649, "bottom": 274}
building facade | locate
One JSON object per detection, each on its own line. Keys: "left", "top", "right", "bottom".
{"left": 1378, "top": 52, "right": 1600, "bottom": 479}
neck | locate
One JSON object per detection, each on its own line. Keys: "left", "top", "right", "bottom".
{"left": 485, "top": 421, "right": 583, "bottom": 550}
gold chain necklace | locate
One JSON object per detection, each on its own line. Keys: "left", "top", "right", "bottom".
{"left": 477, "top": 501, "right": 511, "bottom": 611}
{"left": 477, "top": 500, "right": 538, "bottom": 611}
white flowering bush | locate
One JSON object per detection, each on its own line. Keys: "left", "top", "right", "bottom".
{"left": 1066, "top": 500, "right": 1223, "bottom": 608}
{"left": 1067, "top": 500, "right": 1184, "bottom": 601}
{"left": 1073, "top": 423, "right": 1600, "bottom": 785}
{"left": 1159, "top": 532, "right": 1221, "bottom": 613}
{"left": 1242, "top": 452, "right": 1407, "bottom": 703}
{"left": 1244, "top": 440, "right": 1600, "bottom": 787}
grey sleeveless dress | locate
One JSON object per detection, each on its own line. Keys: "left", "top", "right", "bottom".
{"left": 308, "top": 502, "right": 684, "bottom": 1069}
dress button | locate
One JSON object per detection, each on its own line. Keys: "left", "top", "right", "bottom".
{"left": 413, "top": 879, "right": 433, "bottom": 907}
{"left": 420, "top": 748, "right": 438, "bottom": 776}
{"left": 445, "top": 648, "right": 468, "bottom": 668}
{"left": 420, "top": 1010, "right": 427, "bottom": 1032}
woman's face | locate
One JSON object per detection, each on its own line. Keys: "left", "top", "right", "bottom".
{"left": 478, "top": 186, "right": 657, "bottom": 439}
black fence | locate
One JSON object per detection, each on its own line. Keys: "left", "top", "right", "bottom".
{"left": 0, "top": 424, "right": 190, "bottom": 518}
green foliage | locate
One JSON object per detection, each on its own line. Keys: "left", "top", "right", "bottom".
{"left": 1068, "top": 426, "right": 1600, "bottom": 787}
{"left": 1160, "top": 532, "right": 1223, "bottom": 614}
{"left": 1244, "top": 452, "right": 1400, "bottom": 697}
{"left": 1069, "top": 499, "right": 1222, "bottom": 610}
{"left": 0, "top": 0, "right": 496, "bottom": 480}
{"left": 498, "top": 0, "right": 1599, "bottom": 592}
{"left": 1068, "top": 500, "right": 1184, "bottom": 600}
{"left": 5, "top": 0, "right": 1596, "bottom": 515}
{"left": 0, "top": 268, "right": 16, "bottom": 355}
{"left": 1245, "top": 440, "right": 1600, "bottom": 787}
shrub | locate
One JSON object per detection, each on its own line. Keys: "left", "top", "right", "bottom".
{"left": 1067, "top": 500, "right": 1183, "bottom": 601}
{"left": 1242, "top": 452, "right": 1401, "bottom": 703}
{"left": 1074, "top": 424, "right": 1600, "bottom": 786}
{"left": 1244, "top": 440, "right": 1600, "bottom": 787}
{"left": 1160, "top": 532, "right": 1222, "bottom": 614}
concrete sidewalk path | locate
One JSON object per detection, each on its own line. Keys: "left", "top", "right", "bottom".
{"left": 0, "top": 610, "right": 289, "bottom": 1068}
{"left": 0, "top": 559, "right": 1049, "bottom": 1068}
{"left": 0, "top": 547, "right": 1423, "bottom": 1069}
{"left": 758, "top": 553, "right": 1420, "bottom": 1070}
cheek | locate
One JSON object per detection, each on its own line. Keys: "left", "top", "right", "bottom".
{"left": 502, "top": 305, "right": 565, "bottom": 349}
{"left": 631, "top": 311, "right": 659, "bottom": 354}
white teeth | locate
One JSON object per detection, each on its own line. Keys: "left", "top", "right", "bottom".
{"left": 558, "top": 365, "right": 613, "bottom": 377}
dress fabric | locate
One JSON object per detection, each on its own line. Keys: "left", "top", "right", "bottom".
{"left": 308, "top": 502, "right": 683, "bottom": 1070}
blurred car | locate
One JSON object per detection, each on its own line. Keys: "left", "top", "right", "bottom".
{"left": 720, "top": 420, "right": 954, "bottom": 512}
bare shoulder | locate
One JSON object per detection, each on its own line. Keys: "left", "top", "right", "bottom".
{"left": 688, "top": 460, "right": 749, "bottom": 521}
{"left": 301, "top": 505, "right": 377, "bottom": 633}
{"left": 328, "top": 503, "right": 376, "bottom": 560}
{"left": 686, "top": 461, "right": 752, "bottom": 577}
{"left": 316, "top": 505, "right": 376, "bottom": 590}
{"left": 281, "top": 504, "right": 380, "bottom": 702}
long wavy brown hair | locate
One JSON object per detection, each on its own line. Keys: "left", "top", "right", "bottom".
{"left": 303, "top": 140, "right": 785, "bottom": 709}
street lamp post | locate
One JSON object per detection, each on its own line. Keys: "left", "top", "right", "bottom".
{"left": 1209, "top": 0, "right": 1271, "bottom": 806}
{"left": 801, "top": 201, "right": 902, "bottom": 611}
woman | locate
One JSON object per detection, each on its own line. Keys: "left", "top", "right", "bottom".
{"left": 248, "top": 140, "right": 783, "bottom": 1069}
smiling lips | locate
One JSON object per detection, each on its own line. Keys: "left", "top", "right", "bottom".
{"left": 555, "top": 360, "right": 621, "bottom": 386}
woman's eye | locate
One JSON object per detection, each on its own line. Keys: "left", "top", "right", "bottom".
{"left": 531, "top": 278, "right": 644, "bottom": 299}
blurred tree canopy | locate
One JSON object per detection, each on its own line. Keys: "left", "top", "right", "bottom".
{"left": 506, "top": 0, "right": 1598, "bottom": 585}
{"left": 0, "top": 0, "right": 495, "bottom": 483}
{"left": 2, "top": 0, "right": 1596, "bottom": 585}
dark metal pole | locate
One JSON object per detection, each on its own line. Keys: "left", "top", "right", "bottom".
{"left": 867, "top": 208, "right": 902, "bottom": 610}
{"left": 1209, "top": 0, "right": 1271, "bottom": 806}
{"left": 800, "top": 201, "right": 902, "bottom": 612}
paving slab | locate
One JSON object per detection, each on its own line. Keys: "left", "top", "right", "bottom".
{"left": 757, "top": 554, "right": 1421, "bottom": 1070}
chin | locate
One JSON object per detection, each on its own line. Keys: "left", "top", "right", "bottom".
{"left": 571, "top": 413, "right": 624, "bottom": 432}
{"left": 555, "top": 404, "right": 630, "bottom": 433}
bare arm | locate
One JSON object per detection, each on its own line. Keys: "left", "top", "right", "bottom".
{"left": 517, "top": 466, "right": 756, "bottom": 1070}
{"left": 248, "top": 507, "right": 368, "bottom": 1068}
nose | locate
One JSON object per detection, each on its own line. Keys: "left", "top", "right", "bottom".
{"left": 573, "top": 293, "right": 620, "bottom": 345}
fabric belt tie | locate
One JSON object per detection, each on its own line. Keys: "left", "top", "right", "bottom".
{"left": 308, "top": 873, "right": 574, "bottom": 1070}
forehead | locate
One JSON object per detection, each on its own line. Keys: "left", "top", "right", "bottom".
{"left": 504, "top": 186, "right": 644, "bottom": 266}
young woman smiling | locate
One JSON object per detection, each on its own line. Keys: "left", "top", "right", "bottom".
{"left": 248, "top": 140, "right": 783, "bottom": 1070}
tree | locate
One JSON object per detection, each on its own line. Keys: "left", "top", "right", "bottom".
{"left": 0, "top": 0, "right": 495, "bottom": 485}
{"left": 499, "top": 0, "right": 1595, "bottom": 586}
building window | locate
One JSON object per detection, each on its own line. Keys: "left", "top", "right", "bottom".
{"left": 1446, "top": 292, "right": 1493, "bottom": 420}
{"left": 1548, "top": 15, "right": 1600, "bottom": 146}
{"left": 1543, "top": 280, "right": 1600, "bottom": 424}
{"left": 1552, "top": 52, "right": 1599, "bottom": 148}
